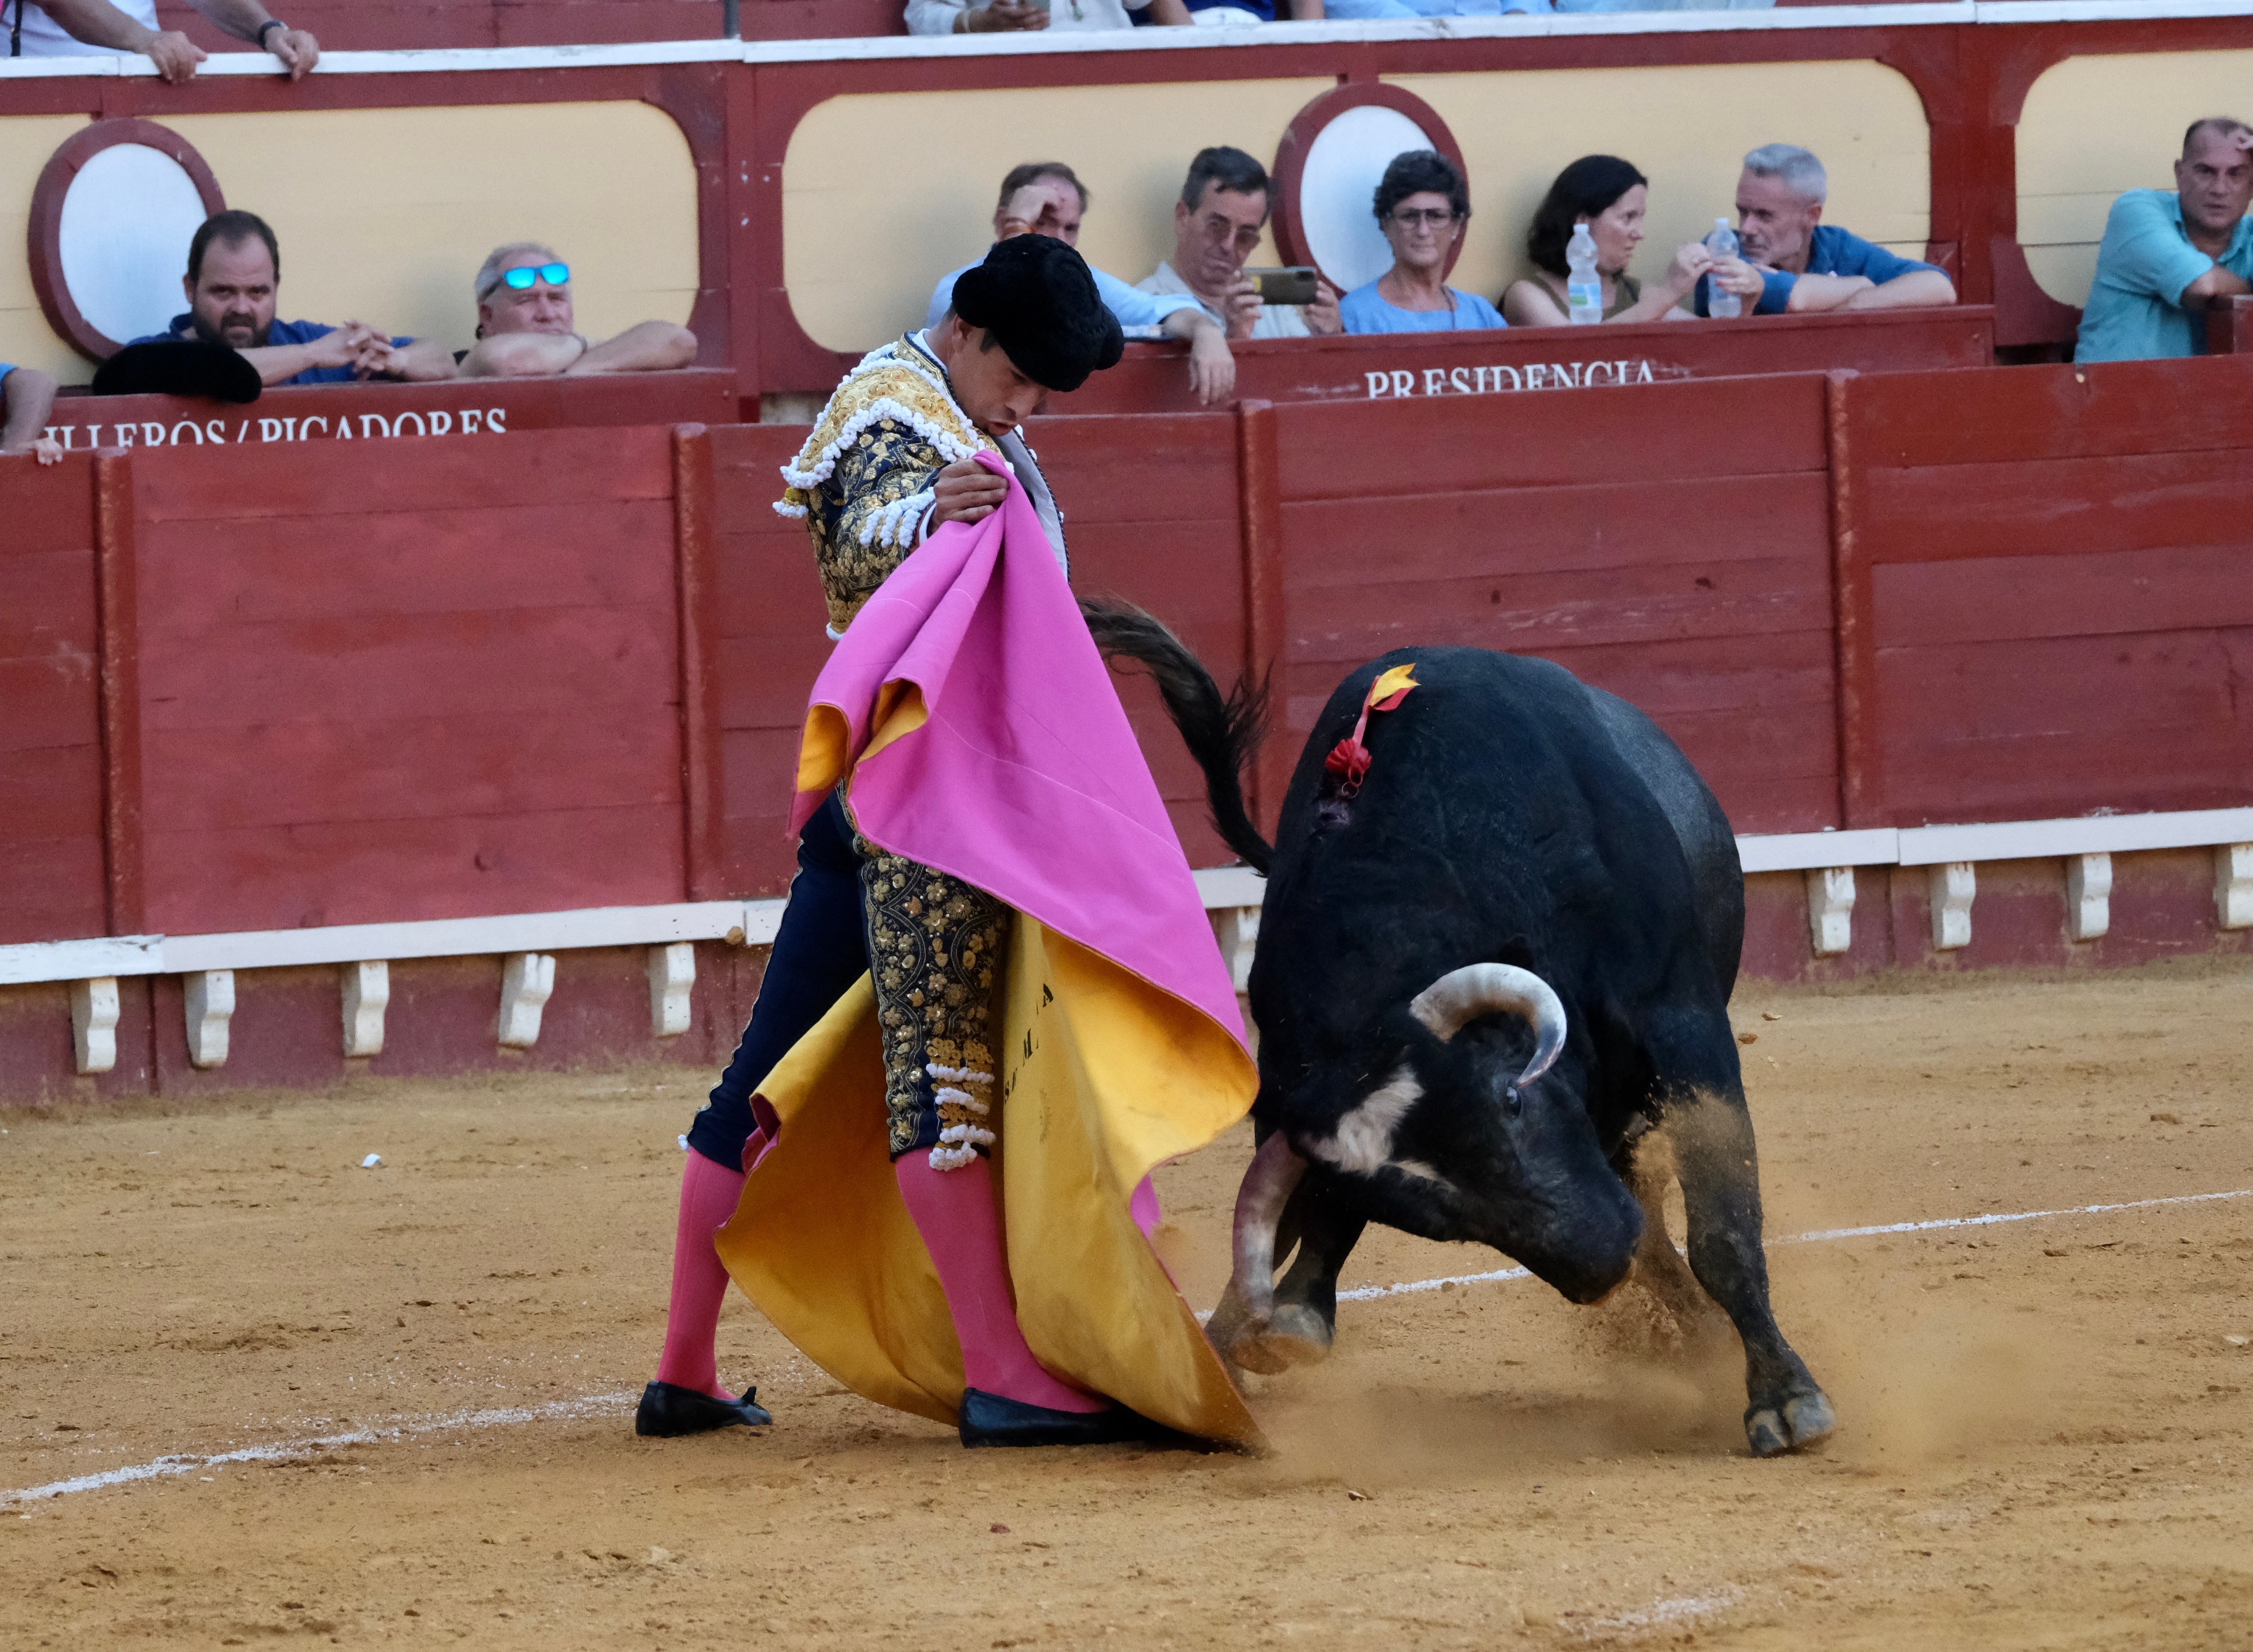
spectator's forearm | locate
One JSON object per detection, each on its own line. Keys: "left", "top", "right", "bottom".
{"left": 1145, "top": 0, "right": 1192, "bottom": 22}
{"left": 235, "top": 343, "right": 327, "bottom": 385}
{"left": 1, "top": 370, "right": 61, "bottom": 453}
{"left": 1840, "top": 270, "right": 1957, "bottom": 312}
{"left": 384, "top": 340, "right": 460, "bottom": 382}
{"left": 565, "top": 321, "right": 698, "bottom": 376}
{"left": 32, "top": 0, "right": 158, "bottom": 50}
{"left": 1779, "top": 273, "right": 1872, "bottom": 314}
{"left": 184, "top": 0, "right": 281, "bottom": 42}
{"left": 2181, "top": 265, "right": 2253, "bottom": 306}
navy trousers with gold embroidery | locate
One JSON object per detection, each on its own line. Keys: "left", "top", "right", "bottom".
{"left": 688, "top": 793, "right": 1006, "bottom": 1173}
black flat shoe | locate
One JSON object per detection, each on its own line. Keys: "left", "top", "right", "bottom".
{"left": 635, "top": 1381, "right": 773, "bottom": 1438}
{"left": 957, "top": 1387, "right": 1162, "bottom": 1448}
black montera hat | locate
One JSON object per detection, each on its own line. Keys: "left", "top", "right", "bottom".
{"left": 948, "top": 234, "right": 1125, "bottom": 393}
{"left": 92, "top": 340, "right": 263, "bottom": 403}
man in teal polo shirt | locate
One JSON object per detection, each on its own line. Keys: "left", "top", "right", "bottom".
{"left": 2076, "top": 118, "right": 2253, "bottom": 363}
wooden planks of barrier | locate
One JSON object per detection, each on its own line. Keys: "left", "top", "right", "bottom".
{"left": 1053, "top": 309, "right": 1998, "bottom": 419}
{"left": 1839, "top": 354, "right": 2253, "bottom": 828}
{"left": 128, "top": 424, "right": 692, "bottom": 937}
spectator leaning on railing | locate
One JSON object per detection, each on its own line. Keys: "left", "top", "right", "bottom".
{"left": 1338, "top": 150, "right": 1507, "bottom": 335}
{"left": 905, "top": 0, "right": 1188, "bottom": 33}
{"left": 0, "top": 362, "right": 64, "bottom": 463}
{"left": 130, "top": 210, "right": 455, "bottom": 386}
{"left": 6, "top": 0, "right": 317, "bottom": 82}
{"left": 1691, "top": 144, "right": 1954, "bottom": 318}
{"left": 456, "top": 243, "right": 698, "bottom": 378}
{"left": 1136, "top": 146, "right": 1342, "bottom": 339}
{"left": 924, "top": 163, "right": 1236, "bottom": 404}
{"left": 2076, "top": 118, "right": 2253, "bottom": 365}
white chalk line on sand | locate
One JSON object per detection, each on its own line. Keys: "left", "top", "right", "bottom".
{"left": 2, "top": 1391, "right": 633, "bottom": 1507}
{"left": 9, "top": 1186, "right": 2246, "bottom": 1507}
{"left": 1332, "top": 1185, "right": 2252, "bottom": 1303}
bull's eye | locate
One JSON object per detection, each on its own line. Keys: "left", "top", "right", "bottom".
{"left": 1503, "top": 1084, "right": 1524, "bottom": 1119}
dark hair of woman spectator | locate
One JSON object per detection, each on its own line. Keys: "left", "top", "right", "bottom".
{"left": 1525, "top": 155, "right": 1645, "bottom": 277}
{"left": 1500, "top": 153, "right": 1726, "bottom": 329}
{"left": 1371, "top": 149, "right": 1470, "bottom": 227}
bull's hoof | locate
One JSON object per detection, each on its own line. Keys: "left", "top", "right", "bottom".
{"left": 1744, "top": 1388, "right": 1837, "bottom": 1457}
{"left": 1237, "top": 1304, "right": 1333, "bottom": 1374}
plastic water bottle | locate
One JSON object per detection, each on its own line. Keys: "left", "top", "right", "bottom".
{"left": 1705, "top": 217, "right": 1742, "bottom": 319}
{"left": 1566, "top": 221, "right": 1602, "bottom": 325}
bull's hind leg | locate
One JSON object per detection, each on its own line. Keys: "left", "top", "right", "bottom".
{"left": 1645, "top": 1005, "right": 1834, "bottom": 1456}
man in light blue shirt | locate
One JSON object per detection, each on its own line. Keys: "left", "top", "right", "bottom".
{"left": 1693, "top": 143, "right": 1954, "bottom": 317}
{"left": 923, "top": 161, "right": 1236, "bottom": 404}
{"left": 2076, "top": 118, "right": 2253, "bottom": 364}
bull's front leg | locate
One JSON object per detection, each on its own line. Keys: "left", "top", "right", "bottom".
{"left": 1643, "top": 1003, "right": 1834, "bottom": 1455}
{"left": 1666, "top": 1085, "right": 1836, "bottom": 1455}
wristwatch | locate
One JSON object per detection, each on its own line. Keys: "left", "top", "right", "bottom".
{"left": 256, "top": 18, "right": 287, "bottom": 45}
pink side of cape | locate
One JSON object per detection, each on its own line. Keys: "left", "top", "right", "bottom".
{"left": 789, "top": 452, "right": 1246, "bottom": 1046}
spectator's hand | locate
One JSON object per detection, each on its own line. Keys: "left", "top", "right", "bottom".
{"left": 34, "top": 436, "right": 65, "bottom": 466}
{"left": 1660, "top": 242, "right": 1715, "bottom": 299}
{"left": 267, "top": 26, "right": 319, "bottom": 78}
{"left": 1304, "top": 279, "right": 1343, "bottom": 337}
{"left": 1219, "top": 276, "right": 1264, "bottom": 342}
{"left": 1710, "top": 257, "right": 1765, "bottom": 302}
{"left": 1186, "top": 321, "right": 1236, "bottom": 406}
{"left": 998, "top": 178, "right": 1075, "bottom": 238}
{"left": 930, "top": 457, "right": 1009, "bottom": 528}
{"left": 963, "top": 3, "right": 1048, "bottom": 30}
{"left": 142, "top": 29, "right": 206, "bottom": 82}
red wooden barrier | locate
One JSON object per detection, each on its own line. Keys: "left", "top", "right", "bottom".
{"left": 1837, "top": 354, "right": 2253, "bottom": 828}
{"left": 128, "top": 423, "right": 693, "bottom": 936}
{"left": 2206, "top": 295, "right": 2253, "bottom": 356}
{"left": 41, "top": 370, "right": 739, "bottom": 459}
{"left": 1053, "top": 308, "right": 1996, "bottom": 417}
{"left": 1258, "top": 375, "right": 1842, "bottom": 837}
{"left": 0, "top": 458, "right": 110, "bottom": 946}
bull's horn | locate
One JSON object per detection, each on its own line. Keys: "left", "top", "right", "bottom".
{"left": 1224, "top": 1130, "right": 1308, "bottom": 1323}
{"left": 1408, "top": 962, "right": 1568, "bottom": 1088}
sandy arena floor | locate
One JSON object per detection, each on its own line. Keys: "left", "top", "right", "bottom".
{"left": 3, "top": 958, "right": 2250, "bottom": 1650}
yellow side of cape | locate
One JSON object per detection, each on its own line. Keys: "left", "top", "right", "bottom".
{"left": 713, "top": 916, "right": 1261, "bottom": 1446}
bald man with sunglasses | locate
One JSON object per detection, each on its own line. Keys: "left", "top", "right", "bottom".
{"left": 457, "top": 242, "right": 698, "bottom": 378}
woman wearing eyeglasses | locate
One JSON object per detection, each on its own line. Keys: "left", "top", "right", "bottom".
{"left": 458, "top": 241, "right": 697, "bottom": 377}
{"left": 1337, "top": 150, "right": 1506, "bottom": 335}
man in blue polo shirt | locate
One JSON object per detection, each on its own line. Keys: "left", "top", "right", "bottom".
{"left": 1695, "top": 143, "right": 1955, "bottom": 318}
{"left": 2076, "top": 118, "right": 2253, "bottom": 364}
{"left": 130, "top": 210, "right": 455, "bottom": 387}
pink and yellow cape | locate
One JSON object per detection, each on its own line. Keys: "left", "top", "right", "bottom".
{"left": 714, "top": 453, "right": 1261, "bottom": 1446}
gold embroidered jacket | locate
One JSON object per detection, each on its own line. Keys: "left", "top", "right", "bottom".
{"left": 775, "top": 335, "right": 995, "bottom": 637}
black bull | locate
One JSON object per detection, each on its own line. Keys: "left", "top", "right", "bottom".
{"left": 1087, "top": 611, "right": 1834, "bottom": 1457}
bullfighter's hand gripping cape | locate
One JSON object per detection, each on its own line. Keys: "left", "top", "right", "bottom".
{"left": 713, "top": 452, "right": 1262, "bottom": 1446}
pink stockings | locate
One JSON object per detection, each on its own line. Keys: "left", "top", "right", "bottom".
{"left": 893, "top": 1154, "right": 1106, "bottom": 1413}
{"left": 654, "top": 1148, "right": 747, "bottom": 1399}
{"left": 657, "top": 1130, "right": 1166, "bottom": 1415}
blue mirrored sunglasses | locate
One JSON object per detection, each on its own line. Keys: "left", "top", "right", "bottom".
{"left": 502, "top": 262, "right": 570, "bottom": 291}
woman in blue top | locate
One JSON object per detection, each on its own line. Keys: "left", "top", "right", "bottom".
{"left": 1339, "top": 151, "right": 1507, "bottom": 334}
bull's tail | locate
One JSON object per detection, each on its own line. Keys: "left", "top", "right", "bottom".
{"left": 1080, "top": 597, "right": 1273, "bottom": 874}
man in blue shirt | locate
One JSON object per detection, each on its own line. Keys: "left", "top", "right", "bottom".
{"left": 2076, "top": 118, "right": 2253, "bottom": 364}
{"left": 130, "top": 210, "right": 455, "bottom": 387}
{"left": 923, "top": 162, "right": 1236, "bottom": 404}
{"left": 1695, "top": 143, "right": 1955, "bottom": 318}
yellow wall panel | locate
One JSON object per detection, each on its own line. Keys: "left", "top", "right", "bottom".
{"left": 782, "top": 79, "right": 1333, "bottom": 352}
{"left": 2016, "top": 50, "right": 2253, "bottom": 307}
{"left": 1392, "top": 60, "right": 1932, "bottom": 303}
{"left": 2, "top": 102, "right": 697, "bottom": 379}
{"left": 1, "top": 115, "right": 97, "bottom": 380}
